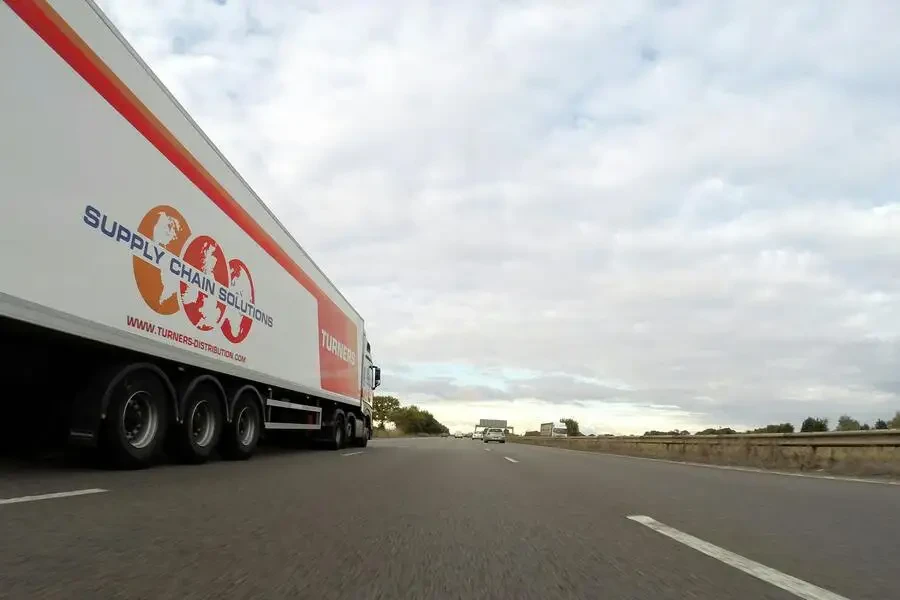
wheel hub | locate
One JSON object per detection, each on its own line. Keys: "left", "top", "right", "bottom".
{"left": 121, "top": 391, "right": 158, "bottom": 449}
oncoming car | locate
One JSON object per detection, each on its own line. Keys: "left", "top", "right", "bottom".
{"left": 483, "top": 428, "right": 506, "bottom": 443}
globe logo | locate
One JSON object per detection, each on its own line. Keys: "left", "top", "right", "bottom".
{"left": 131, "top": 205, "right": 256, "bottom": 344}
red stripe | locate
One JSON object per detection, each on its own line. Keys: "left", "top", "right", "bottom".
{"left": 5, "top": 0, "right": 326, "bottom": 303}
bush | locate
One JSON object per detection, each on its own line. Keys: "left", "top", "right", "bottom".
{"left": 800, "top": 417, "right": 829, "bottom": 432}
{"left": 835, "top": 415, "right": 861, "bottom": 431}
{"left": 389, "top": 405, "right": 448, "bottom": 435}
{"left": 561, "top": 418, "right": 581, "bottom": 437}
{"left": 890, "top": 411, "right": 900, "bottom": 429}
{"left": 750, "top": 423, "right": 795, "bottom": 434}
{"left": 694, "top": 428, "right": 737, "bottom": 436}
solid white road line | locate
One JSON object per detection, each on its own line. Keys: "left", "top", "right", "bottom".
{"left": 0, "top": 488, "right": 108, "bottom": 506}
{"left": 627, "top": 516, "right": 850, "bottom": 600}
{"left": 504, "top": 457, "right": 519, "bottom": 463}
{"left": 341, "top": 451, "right": 364, "bottom": 457}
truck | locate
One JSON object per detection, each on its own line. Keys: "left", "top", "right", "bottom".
{"left": 0, "top": 0, "right": 381, "bottom": 469}
{"left": 540, "top": 422, "right": 568, "bottom": 437}
{"left": 473, "top": 419, "right": 507, "bottom": 440}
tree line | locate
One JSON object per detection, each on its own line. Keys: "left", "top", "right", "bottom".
{"left": 643, "top": 411, "right": 900, "bottom": 437}
{"left": 372, "top": 395, "right": 449, "bottom": 435}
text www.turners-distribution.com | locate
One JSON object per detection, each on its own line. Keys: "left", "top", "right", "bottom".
{"left": 126, "top": 315, "right": 247, "bottom": 363}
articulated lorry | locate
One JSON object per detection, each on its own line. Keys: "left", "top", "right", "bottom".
{"left": 0, "top": 0, "right": 381, "bottom": 468}
{"left": 540, "top": 422, "right": 568, "bottom": 437}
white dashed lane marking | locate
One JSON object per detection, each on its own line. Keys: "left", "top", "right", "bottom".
{"left": 0, "top": 488, "right": 108, "bottom": 506}
{"left": 627, "top": 516, "right": 850, "bottom": 600}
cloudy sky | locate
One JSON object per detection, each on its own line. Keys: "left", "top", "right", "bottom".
{"left": 96, "top": 0, "right": 900, "bottom": 435}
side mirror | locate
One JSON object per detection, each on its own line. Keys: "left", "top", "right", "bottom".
{"left": 373, "top": 366, "right": 382, "bottom": 389}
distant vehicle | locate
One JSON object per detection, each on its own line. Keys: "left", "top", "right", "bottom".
{"left": 483, "top": 428, "right": 506, "bottom": 443}
{"left": 440, "top": 432, "right": 450, "bottom": 437}
{"left": 454, "top": 432, "right": 464, "bottom": 438}
{"left": 540, "top": 422, "right": 569, "bottom": 437}
{"left": 472, "top": 431, "right": 483, "bottom": 440}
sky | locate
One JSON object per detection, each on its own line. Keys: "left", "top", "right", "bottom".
{"left": 95, "top": 0, "right": 900, "bottom": 435}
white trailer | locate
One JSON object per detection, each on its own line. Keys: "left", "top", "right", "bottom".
{"left": 0, "top": 0, "right": 381, "bottom": 468}
{"left": 540, "top": 422, "right": 568, "bottom": 437}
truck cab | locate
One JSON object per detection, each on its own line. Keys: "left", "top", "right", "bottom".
{"left": 361, "top": 339, "right": 381, "bottom": 439}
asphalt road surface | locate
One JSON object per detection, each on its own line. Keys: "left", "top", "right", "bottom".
{"left": 1, "top": 438, "right": 898, "bottom": 600}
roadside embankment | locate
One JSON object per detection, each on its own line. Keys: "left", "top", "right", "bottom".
{"left": 512, "top": 430, "right": 900, "bottom": 477}
{"left": 373, "top": 430, "right": 443, "bottom": 439}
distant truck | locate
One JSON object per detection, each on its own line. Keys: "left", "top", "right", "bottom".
{"left": 0, "top": 0, "right": 381, "bottom": 468}
{"left": 474, "top": 418, "right": 508, "bottom": 440}
{"left": 540, "top": 422, "right": 569, "bottom": 437}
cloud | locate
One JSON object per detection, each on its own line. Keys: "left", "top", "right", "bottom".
{"left": 96, "top": 0, "right": 900, "bottom": 434}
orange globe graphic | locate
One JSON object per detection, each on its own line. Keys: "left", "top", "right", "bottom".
{"left": 132, "top": 205, "right": 192, "bottom": 315}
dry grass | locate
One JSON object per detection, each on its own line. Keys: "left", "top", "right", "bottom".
{"left": 512, "top": 431, "right": 900, "bottom": 477}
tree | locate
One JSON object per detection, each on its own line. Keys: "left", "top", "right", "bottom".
{"left": 800, "top": 416, "right": 829, "bottom": 432}
{"left": 890, "top": 411, "right": 900, "bottom": 429}
{"left": 874, "top": 419, "right": 889, "bottom": 430}
{"left": 695, "top": 428, "right": 736, "bottom": 436}
{"left": 750, "top": 423, "right": 794, "bottom": 434}
{"left": 561, "top": 418, "right": 581, "bottom": 437}
{"left": 372, "top": 395, "right": 400, "bottom": 428}
{"left": 835, "top": 415, "right": 861, "bottom": 431}
{"left": 389, "top": 405, "right": 448, "bottom": 435}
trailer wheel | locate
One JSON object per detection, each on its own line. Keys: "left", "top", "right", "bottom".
{"left": 352, "top": 420, "right": 370, "bottom": 448}
{"left": 101, "top": 369, "right": 169, "bottom": 469}
{"left": 325, "top": 410, "right": 346, "bottom": 450}
{"left": 171, "top": 384, "right": 223, "bottom": 464}
{"left": 220, "top": 393, "right": 261, "bottom": 461}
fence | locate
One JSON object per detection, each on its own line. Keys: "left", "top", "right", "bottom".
{"left": 512, "top": 430, "right": 900, "bottom": 476}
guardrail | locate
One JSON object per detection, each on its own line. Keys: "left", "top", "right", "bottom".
{"left": 511, "top": 430, "right": 900, "bottom": 476}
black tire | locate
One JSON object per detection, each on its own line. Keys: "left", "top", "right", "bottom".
{"left": 324, "top": 410, "right": 346, "bottom": 450}
{"left": 346, "top": 415, "right": 357, "bottom": 445}
{"left": 101, "top": 369, "right": 169, "bottom": 470}
{"left": 170, "top": 384, "right": 223, "bottom": 464}
{"left": 353, "top": 420, "right": 370, "bottom": 448}
{"left": 220, "top": 393, "right": 262, "bottom": 461}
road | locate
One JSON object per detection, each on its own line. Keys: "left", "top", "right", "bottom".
{"left": 0, "top": 438, "right": 898, "bottom": 600}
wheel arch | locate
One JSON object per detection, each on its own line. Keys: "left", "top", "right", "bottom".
{"left": 99, "top": 362, "right": 177, "bottom": 422}
{"left": 225, "top": 384, "right": 265, "bottom": 424}
{"left": 175, "top": 373, "right": 227, "bottom": 424}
